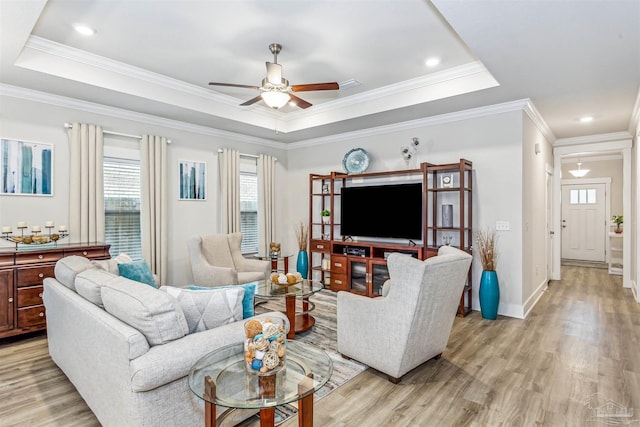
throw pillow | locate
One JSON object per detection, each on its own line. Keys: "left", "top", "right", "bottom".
{"left": 118, "top": 260, "right": 157, "bottom": 288}
{"left": 161, "top": 286, "right": 244, "bottom": 333}
{"left": 188, "top": 281, "right": 257, "bottom": 318}
{"left": 101, "top": 279, "right": 189, "bottom": 345}
{"left": 93, "top": 253, "right": 133, "bottom": 275}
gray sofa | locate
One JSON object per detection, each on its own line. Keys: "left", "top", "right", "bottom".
{"left": 43, "top": 256, "right": 287, "bottom": 427}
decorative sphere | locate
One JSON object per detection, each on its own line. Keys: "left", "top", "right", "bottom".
{"left": 251, "top": 359, "right": 263, "bottom": 370}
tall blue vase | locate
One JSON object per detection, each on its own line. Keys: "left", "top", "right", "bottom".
{"left": 479, "top": 270, "right": 499, "bottom": 320}
{"left": 296, "top": 250, "right": 309, "bottom": 279}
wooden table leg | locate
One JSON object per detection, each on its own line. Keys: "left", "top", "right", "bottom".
{"left": 298, "top": 373, "right": 315, "bottom": 427}
{"left": 260, "top": 407, "right": 275, "bottom": 427}
{"left": 284, "top": 256, "right": 289, "bottom": 273}
{"left": 204, "top": 375, "right": 216, "bottom": 427}
{"left": 270, "top": 258, "right": 278, "bottom": 272}
{"left": 285, "top": 295, "right": 296, "bottom": 339}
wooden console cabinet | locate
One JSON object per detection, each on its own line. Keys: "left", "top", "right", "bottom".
{"left": 309, "top": 160, "right": 473, "bottom": 316}
{"left": 0, "top": 242, "right": 110, "bottom": 339}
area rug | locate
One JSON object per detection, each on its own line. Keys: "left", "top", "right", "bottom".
{"left": 248, "top": 289, "right": 367, "bottom": 425}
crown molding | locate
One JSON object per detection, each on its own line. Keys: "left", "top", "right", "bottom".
{"left": 289, "top": 98, "right": 531, "bottom": 149}
{"left": 0, "top": 83, "right": 286, "bottom": 149}
{"left": 523, "top": 99, "right": 556, "bottom": 144}
{"left": 554, "top": 131, "right": 633, "bottom": 147}
{"left": 560, "top": 154, "right": 623, "bottom": 163}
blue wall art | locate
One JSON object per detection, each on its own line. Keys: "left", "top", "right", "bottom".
{"left": 1, "top": 139, "right": 53, "bottom": 196}
{"left": 178, "top": 160, "right": 206, "bottom": 200}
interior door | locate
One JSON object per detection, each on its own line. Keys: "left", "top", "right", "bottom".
{"left": 546, "top": 171, "right": 553, "bottom": 280}
{"left": 561, "top": 183, "right": 606, "bottom": 262}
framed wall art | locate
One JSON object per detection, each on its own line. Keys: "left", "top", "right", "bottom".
{"left": 0, "top": 138, "right": 53, "bottom": 196}
{"left": 178, "top": 160, "right": 206, "bottom": 200}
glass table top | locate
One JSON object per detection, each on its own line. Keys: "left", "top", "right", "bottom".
{"left": 188, "top": 340, "right": 332, "bottom": 409}
{"left": 253, "top": 253, "right": 293, "bottom": 260}
{"left": 254, "top": 279, "right": 324, "bottom": 299}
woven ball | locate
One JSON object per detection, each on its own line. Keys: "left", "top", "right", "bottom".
{"left": 269, "top": 341, "right": 281, "bottom": 353}
{"left": 245, "top": 320, "right": 263, "bottom": 339}
{"left": 254, "top": 337, "right": 269, "bottom": 351}
{"left": 262, "top": 323, "right": 279, "bottom": 339}
{"left": 262, "top": 351, "right": 280, "bottom": 370}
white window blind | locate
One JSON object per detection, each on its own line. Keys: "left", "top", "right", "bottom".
{"left": 104, "top": 157, "right": 142, "bottom": 260}
{"left": 240, "top": 172, "right": 258, "bottom": 254}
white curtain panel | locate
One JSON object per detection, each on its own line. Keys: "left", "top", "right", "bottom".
{"left": 140, "top": 134, "right": 168, "bottom": 285}
{"left": 258, "top": 154, "right": 277, "bottom": 253}
{"left": 67, "top": 123, "right": 105, "bottom": 243}
{"left": 219, "top": 149, "right": 241, "bottom": 233}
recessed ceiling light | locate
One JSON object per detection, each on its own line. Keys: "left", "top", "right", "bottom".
{"left": 425, "top": 57, "right": 441, "bottom": 67}
{"left": 580, "top": 116, "right": 593, "bottom": 123}
{"left": 73, "top": 24, "right": 96, "bottom": 36}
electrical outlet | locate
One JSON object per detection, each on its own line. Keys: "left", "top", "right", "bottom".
{"left": 496, "top": 221, "right": 510, "bottom": 231}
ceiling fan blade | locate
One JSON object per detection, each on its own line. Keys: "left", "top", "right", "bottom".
{"left": 209, "top": 82, "right": 261, "bottom": 90}
{"left": 266, "top": 62, "right": 282, "bottom": 85}
{"left": 291, "top": 82, "right": 339, "bottom": 92}
{"left": 289, "top": 94, "right": 312, "bottom": 109}
{"left": 240, "top": 95, "right": 263, "bottom": 106}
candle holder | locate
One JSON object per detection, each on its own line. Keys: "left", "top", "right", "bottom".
{"left": 1, "top": 222, "right": 69, "bottom": 250}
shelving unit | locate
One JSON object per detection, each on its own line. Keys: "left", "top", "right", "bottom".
{"left": 308, "top": 159, "right": 473, "bottom": 316}
{"left": 608, "top": 232, "right": 623, "bottom": 275}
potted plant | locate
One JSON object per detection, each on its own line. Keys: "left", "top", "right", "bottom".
{"left": 321, "top": 209, "right": 331, "bottom": 224}
{"left": 475, "top": 228, "right": 499, "bottom": 320}
{"left": 612, "top": 215, "right": 623, "bottom": 233}
{"left": 294, "top": 222, "right": 309, "bottom": 279}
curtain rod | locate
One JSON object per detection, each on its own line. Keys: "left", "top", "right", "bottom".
{"left": 217, "top": 148, "right": 277, "bottom": 161}
{"left": 64, "top": 123, "right": 172, "bottom": 144}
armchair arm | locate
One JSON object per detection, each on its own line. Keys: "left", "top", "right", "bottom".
{"left": 188, "top": 237, "right": 239, "bottom": 286}
{"left": 234, "top": 257, "right": 271, "bottom": 279}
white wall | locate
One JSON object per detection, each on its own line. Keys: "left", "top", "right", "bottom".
{"left": 287, "top": 111, "right": 527, "bottom": 316}
{"left": 0, "top": 95, "right": 289, "bottom": 285}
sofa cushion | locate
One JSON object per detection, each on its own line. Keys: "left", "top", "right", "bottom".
{"left": 92, "top": 252, "right": 133, "bottom": 275}
{"left": 188, "top": 281, "right": 257, "bottom": 318}
{"left": 101, "top": 279, "right": 189, "bottom": 345}
{"left": 54, "top": 256, "right": 96, "bottom": 291}
{"left": 118, "top": 260, "right": 157, "bottom": 288}
{"left": 75, "top": 268, "right": 122, "bottom": 307}
{"left": 162, "top": 286, "right": 244, "bottom": 333}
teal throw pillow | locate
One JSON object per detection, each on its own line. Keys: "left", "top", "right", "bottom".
{"left": 118, "top": 260, "right": 157, "bottom": 288}
{"left": 188, "top": 281, "right": 257, "bottom": 318}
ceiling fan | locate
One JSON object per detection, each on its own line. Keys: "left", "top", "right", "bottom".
{"left": 208, "top": 43, "right": 339, "bottom": 110}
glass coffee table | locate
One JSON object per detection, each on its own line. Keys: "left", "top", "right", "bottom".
{"left": 253, "top": 253, "right": 293, "bottom": 273}
{"left": 189, "top": 340, "right": 333, "bottom": 427}
{"left": 255, "top": 279, "right": 324, "bottom": 339}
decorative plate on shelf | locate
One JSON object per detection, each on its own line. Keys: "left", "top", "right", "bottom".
{"left": 342, "top": 148, "right": 370, "bottom": 174}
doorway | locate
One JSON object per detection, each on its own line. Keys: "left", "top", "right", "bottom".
{"left": 560, "top": 182, "right": 608, "bottom": 262}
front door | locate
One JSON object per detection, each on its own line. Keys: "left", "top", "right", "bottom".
{"left": 561, "top": 183, "right": 606, "bottom": 262}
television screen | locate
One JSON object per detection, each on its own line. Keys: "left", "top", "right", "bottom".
{"left": 340, "top": 183, "right": 423, "bottom": 240}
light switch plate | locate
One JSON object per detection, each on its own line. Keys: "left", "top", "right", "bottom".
{"left": 496, "top": 220, "right": 510, "bottom": 231}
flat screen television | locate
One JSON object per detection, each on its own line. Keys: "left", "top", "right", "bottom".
{"left": 340, "top": 183, "right": 423, "bottom": 240}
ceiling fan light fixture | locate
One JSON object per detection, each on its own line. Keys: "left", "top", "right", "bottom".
{"left": 569, "top": 161, "right": 590, "bottom": 178}
{"left": 261, "top": 91, "right": 290, "bottom": 109}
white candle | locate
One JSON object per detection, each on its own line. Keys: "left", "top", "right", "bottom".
{"left": 17, "top": 221, "right": 27, "bottom": 228}
{"left": 1, "top": 226, "right": 11, "bottom": 233}
{"left": 45, "top": 221, "right": 54, "bottom": 227}
{"left": 32, "top": 225, "right": 41, "bottom": 232}
{"left": 58, "top": 225, "right": 67, "bottom": 232}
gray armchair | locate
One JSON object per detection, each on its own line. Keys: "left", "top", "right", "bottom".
{"left": 187, "top": 233, "right": 271, "bottom": 286}
{"left": 337, "top": 245, "right": 472, "bottom": 383}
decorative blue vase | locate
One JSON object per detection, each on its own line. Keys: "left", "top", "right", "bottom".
{"left": 296, "top": 250, "right": 309, "bottom": 279}
{"left": 479, "top": 270, "right": 499, "bottom": 320}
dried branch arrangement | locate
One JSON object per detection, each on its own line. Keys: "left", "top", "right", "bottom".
{"left": 475, "top": 228, "right": 498, "bottom": 271}
{"left": 294, "top": 221, "right": 309, "bottom": 251}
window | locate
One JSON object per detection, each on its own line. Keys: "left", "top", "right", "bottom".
{"left": 569, "top": 188, "right": 597, "bottom": 205}
{"left": 240, "top": 171, "right": 258, "bottom": 254}
{"left": 104, "top": 157, "right": 142, "bottom": 260}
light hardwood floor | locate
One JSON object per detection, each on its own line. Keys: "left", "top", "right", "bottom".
{"left": 1, "top": 266, "right": 638, "bottom": 426}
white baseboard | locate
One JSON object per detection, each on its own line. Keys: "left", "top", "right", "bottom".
{"left": 523, "top": 279, "right": 549, "bottom": 318}
{"left": 632, "top": 280, "right": 638, "bottom": 302}
{"left": 497, "top": 302, "right": 524, "bottom": 319}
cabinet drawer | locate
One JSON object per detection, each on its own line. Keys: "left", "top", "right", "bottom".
{"left": 65, "top": 247, "right": 109, "bottom": 259}
{"left": 309, "top": 240, "right": 330, "bottom": 253}
{"left": 17, "top": 305, "right": 46, "bottom": 328}
{"left": 17, "top": 285, "right": 44, "bottom": 308}
{"left": 0, "top": 253, "right": 13, "bottom": 266}
{"left": 15, "top": 250, "right": 62, "bottom": 265}
{"left": 16, "top": 265, "right": 55, "bottom": 287}
{"left": 331, "top": 256, "right": 347, "bottom": 274}
{"left": 330, "top": 273, "right": 348, "bottom": 292}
